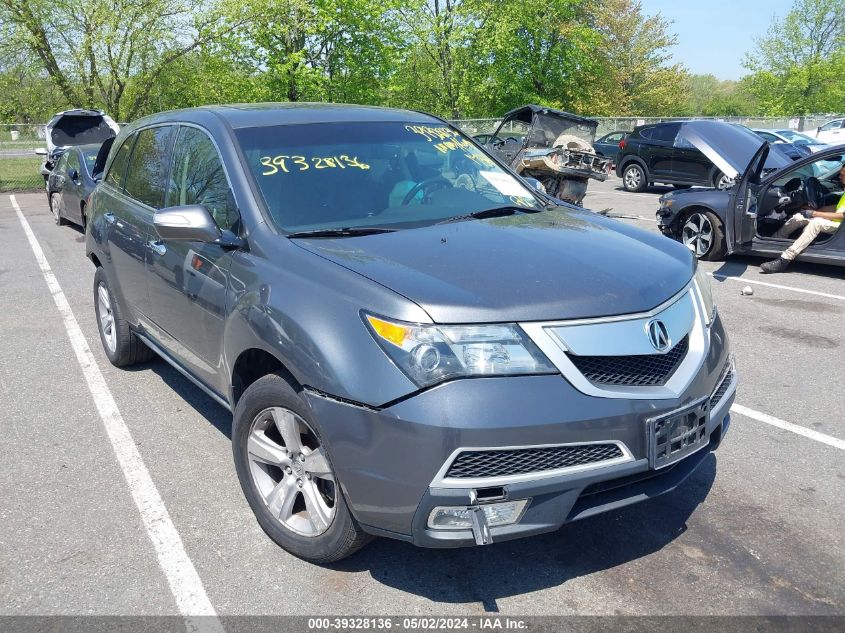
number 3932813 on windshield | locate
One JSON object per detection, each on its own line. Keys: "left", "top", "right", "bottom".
{"left": 260, "top": 154, "right": 371, "bottom": 176}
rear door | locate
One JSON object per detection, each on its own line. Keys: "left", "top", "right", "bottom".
{"left": 639, "top": 124, "right": 679, "bottom": 179}
{"left": 146, "top": 125, "right": 240, "bottom": 387}
{"left": 672, "top": 126, "right": 712, "bottom": 184}
{"left": 97, "top": 134, "right": 152, "bottom": 317}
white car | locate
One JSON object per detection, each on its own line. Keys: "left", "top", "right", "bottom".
{"left": 810, "top": 118, "right": 845, "bottom": 143}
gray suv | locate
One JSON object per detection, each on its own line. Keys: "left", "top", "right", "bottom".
{"left": 86, "top": 104, "right": 736, "bottom": 562}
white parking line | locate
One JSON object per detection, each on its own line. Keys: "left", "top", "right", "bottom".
{"left": 731, "top": 404, "right": 845, "bottom": 452}
{"left": 709, "top": 273, "right": 845, "bottom": 302}
{"left": 11, "top": 196, "right": 223, "bottom": 633}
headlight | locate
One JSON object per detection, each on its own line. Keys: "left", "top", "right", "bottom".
{"left": 363, "top": 313, "right": 557, "bottom": 387}
{"left": 693, "top": 264, "right": 716, "bottom": 325}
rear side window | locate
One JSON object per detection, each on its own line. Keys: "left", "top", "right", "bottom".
{"left": 166, "top": 126, "right": 238, "bottom": 232}
{"left": 645, "top": 123, "right": 680, "bottom": 143}
{"left": 104, "top": 137, "right": 134, "bottom": 190}
{"left": 124, "top": 126, "right": 176, "bottom": 209}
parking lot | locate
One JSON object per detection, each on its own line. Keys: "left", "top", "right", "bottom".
{"left": 1, "top": 178, "right": 844, "bottom": 619}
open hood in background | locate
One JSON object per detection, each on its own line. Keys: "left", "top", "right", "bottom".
{"left": 679, "top": 120, "right": 791, "bottom": 180}
{"left": 45, "top": 109, "right": 119, "bottom": 152}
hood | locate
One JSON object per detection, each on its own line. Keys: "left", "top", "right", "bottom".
{"left": 293, "top": 208, "right": 694, "bottom": 323}
{"left": 679, "top": 121, "right": 791, "bottom": 180}
{"left": 45, "top": 109, "right": 119, "bottom": 153}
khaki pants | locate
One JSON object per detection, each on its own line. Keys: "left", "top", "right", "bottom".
{"left": 774, "top": 213, "right": 841, "bottom": 260}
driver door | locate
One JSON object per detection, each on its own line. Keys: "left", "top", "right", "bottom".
{"left": 730, "top": 144, "right": 770, "bottom": 251}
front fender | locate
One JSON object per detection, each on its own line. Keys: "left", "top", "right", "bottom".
{"left": 222, "top": 235, "right": 430, "bottom": 407}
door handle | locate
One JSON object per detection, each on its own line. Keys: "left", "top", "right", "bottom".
{"left": 147, "top": 240, "right": 167, "bottom": 256}
{"left": 104, "top": 212, "right": 116, "bottom": 224}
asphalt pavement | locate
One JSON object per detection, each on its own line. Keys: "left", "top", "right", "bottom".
{"left": 1, "top": 179, "right": 843, "bottom": 620}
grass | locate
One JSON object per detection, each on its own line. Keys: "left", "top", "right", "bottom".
{"left": 0, "top": 156, "right": 45, "bottom": 192}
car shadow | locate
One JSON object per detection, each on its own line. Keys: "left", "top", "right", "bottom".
{"left": 334, "top": 455, "right": 718, "bottom": 611}
{"left": 121, "top": 358, "right": 233, "bottom": 439}
{"left": 712, "top": 255, "right": 845, "bottom": 282}
{"left": 613, "top": 184, "right": 674, "bottom": 195}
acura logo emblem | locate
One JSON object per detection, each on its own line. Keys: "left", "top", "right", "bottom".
{"left": 646, "top": 319, "right": 671, "bottom": 352}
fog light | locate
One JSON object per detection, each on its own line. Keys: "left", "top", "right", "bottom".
{"left": 427, "top": 500, "right": 529, "bottom": 530}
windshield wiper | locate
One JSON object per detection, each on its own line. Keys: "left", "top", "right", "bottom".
{"left": 435, "top": 205, "right": 543, "bottom": 225}
{"left": 287, "top": 226, "right": 397, "bottom": 238}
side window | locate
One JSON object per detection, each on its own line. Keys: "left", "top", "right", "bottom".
{"left": 638, "top": 127, "right": 653, "bottom": 140}
{"left": 608, "top": 132, "right": 624, "bottom": 143}
{"left": 758, "top": 132, "right": 778, "bottom": 142}
{"left": 166, "top": 126, "right": 239, "bottom": 232}
{"left": 54, "top": 153, "right": 68, "bottom": 172}
{"left": 66, "top": 151, "right": 80, "bottom": 173}
{"left": 820, "top": 120, "right": 841, "bottom": 132}
{"left": 651, "top": 123, "right": 681, "bottom": 143}
{"left": 105, "top": 136, "right": 134, "bottom": 190}
{"left": 124, "top": 126, "right": 176, "bottom": 209}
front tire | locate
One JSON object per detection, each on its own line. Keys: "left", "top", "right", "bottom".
{"left": 680, "top": 210, "right": 726, "bottom": 260}
{"left": 622, "top": 163, "right": 647, "bottom": 192}
{"left": 232, "top": 373, "right": 371, "bottom": 563}
{"left": 93, "top": 267, "right": 155, "bottom": 366}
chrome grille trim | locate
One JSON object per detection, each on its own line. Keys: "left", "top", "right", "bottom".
{"left": 430, "top": 440, "right": 634, "bottom": 489}
{"left": 710, "top": 356, "right": 737, "bottom": 412}
{"left": 520, "top": 281, "right": 710, "bottom": 400}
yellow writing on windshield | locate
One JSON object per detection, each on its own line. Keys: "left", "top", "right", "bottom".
{"left": 260, "top": 154, "right": 370, "bottom": 176}
{"left": 405, "top": 125, "right": 497, "bottom": 168}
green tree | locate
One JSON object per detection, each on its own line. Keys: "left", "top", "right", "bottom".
{"left": 0, "top": 0, "right": 258, "bottom": 120}
{"left": 744, "top": 0, "right": 845, "bottom": 114}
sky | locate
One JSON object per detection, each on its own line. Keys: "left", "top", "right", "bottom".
{"left": 642, "top": 0, "right": 795, "bottom": 80}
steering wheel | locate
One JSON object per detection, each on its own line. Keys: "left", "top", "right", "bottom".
{"left": 401, "top": 177, "right": 452, "bottom": 206}
{"left": 804, "top": 177, "right": 825, "bottom": 209}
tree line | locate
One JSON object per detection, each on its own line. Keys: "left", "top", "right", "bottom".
{"left": 0, "top": 0, "right": 842, "bottom": 124}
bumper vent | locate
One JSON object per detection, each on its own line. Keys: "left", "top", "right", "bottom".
{"left": 710, "top": 362, "right": 734, "bottom": 409}
{"left": 567, "top": 335, "right": 688, "bottom": 387}
{"left": 445, "top": 443, "right": 624, "bottom": 479}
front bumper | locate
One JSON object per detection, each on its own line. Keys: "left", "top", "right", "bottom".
{"left": 304, "top": 314, "right": 734, "bottom": 548}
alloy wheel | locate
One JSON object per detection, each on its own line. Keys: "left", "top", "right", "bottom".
{"left": 97, "top": 283, "right": 117, "bottom": 353}
{"left": 624, "top": 166, "right": 642, "bottom": 190}
{"left": 716, "top": 174, "right": 734, "bottom": 190}
{"left": 247, "top": 407, "right": 337, "bottom": 537}
{"left": 681, "top": 212, "right": 713, "bottom": 257}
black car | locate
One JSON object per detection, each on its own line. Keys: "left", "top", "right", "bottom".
{"left": 592, "top": 131, "right": 627, "bottom": 161}
{"left": 656, "top": 121, "right": 845, "bottom": 264}
{"left": 616, "top": 121, "right": 793, "bottom": 193}
{"left": 47, "top": 144, "right": 103, "bottom": 229}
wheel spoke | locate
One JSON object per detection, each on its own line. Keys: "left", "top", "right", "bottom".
{"left": 98, "top": 285, "right": 110, "bottom": 311}
{"left": 267, "top": 478, "right": 298, "bottom": 520}
{"left": 302, "top": 481, "right": 332, "bottom": 532}
{"left": 304, "top": 447, "right": 332, "bottom": 477}
{"left": 248, "top": 429, "right": 289, "bottom": 466}
{"left": 270, "top": 408, "right": 304, "bottom": 453}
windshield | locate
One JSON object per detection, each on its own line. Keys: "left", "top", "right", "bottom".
{"left": 775, "top": 130, "right": 817, "bottom": 145}
{"left": 236, "top": 121, "right": 543, "bottom": 232}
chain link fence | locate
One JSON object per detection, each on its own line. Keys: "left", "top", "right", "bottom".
{"left": 2, "top": 115, "right": 842, "bottom": 192}
{"left": 450, "top": 115, "right": 839, "bottom": 137}
{"left": 0, "top": 124, "right": 48, "bottom": 192}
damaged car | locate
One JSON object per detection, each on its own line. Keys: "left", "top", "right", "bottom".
{"left": 36, "top": 109, "right": 119, "bottom": 183}
{"left": 657, "top": 120, "right": 845, "bottom": 265}
{"left": 482, "top": 105, "right": 611, "bottom": 205}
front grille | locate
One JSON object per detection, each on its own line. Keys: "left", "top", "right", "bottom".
{"left": 445, "top": 443, "right": 624, "bottom": 479}
{"left": 567, "top": 335, "right": 688, "bottom": 387}
{"left": 710, "top": 362, "right": 734, "bottom": 408}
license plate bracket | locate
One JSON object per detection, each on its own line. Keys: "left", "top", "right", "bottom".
{"left": 647, "top": 398, "right": 710, "bottom": 469}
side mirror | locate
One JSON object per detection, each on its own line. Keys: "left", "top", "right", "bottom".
{"left": 817, "top": 127, "right": 822, "bottom": 134}
{"left": 523, "top": 177, "right": 545, "bottom": 193}
{"left": 35, "top": 148, "right": 47, "bottom": 156}
{"left": 68, "top": 168, "right": 79, "bottom": 182}
{"left": 154, "top": 205, "right": 222, "bottom": 243}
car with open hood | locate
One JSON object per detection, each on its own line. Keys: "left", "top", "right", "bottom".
{"left": 36, "top": 109, "right": 119, "bottom": 182}
{"left": 86, "top": 103, "right": 735, "bottom": 562}
{"left": 656, "top": 120, "right": 845, "bottom": 264}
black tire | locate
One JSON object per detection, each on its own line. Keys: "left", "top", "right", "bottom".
{"left": 679, "top": 209, "right": 727, "bottom": 261}
{"left": 93, "top": 267, "right": 155, "bottom": 366}
{"left": 622, "top": 162, "right": 647, "bottom": 192}
{"left": 50, "top": 193, "right": 67, "bottom": 226}
{"left": 232, "top": 373, "right": 372, "bottom": 563}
